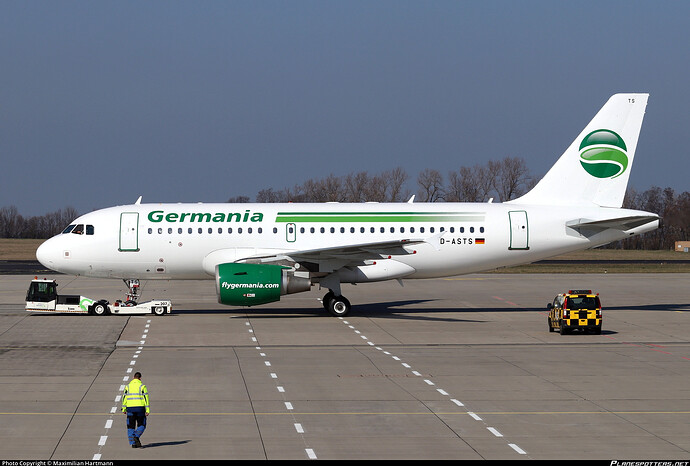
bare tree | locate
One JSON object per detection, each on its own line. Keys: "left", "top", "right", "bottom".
{"left": 227, "top": 195, "right": 250, "bottom": 203}
{"left": 0, "top": 206, "right": 23, "bottom": 238}
{"left": 384, "top": 167, "right": 410, "bottom": 202}
{"left": 446, "top": 164, "right": 496, "bottom": 202}
{"left": 256, "top": 188, "right": 288, "bottom": 203}
{"left": 0, "top": 205, "right": 79, "bottom": 238}
{"left": 322, "top": 174, "right": 346, "bottom": 202}
{"left": 417, "top": 169, "right": 444, "bottom": 202}
{"left": 344, "top": 171, "right": 371, "bottom": 203}
{"left": 492, "top": 157, "right": 531, "bottom": 201}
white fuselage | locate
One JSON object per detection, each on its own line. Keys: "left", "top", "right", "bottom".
{"left": 36, "top": 201, "right": 658, "bottom": 281}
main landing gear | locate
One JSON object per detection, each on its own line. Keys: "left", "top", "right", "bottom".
{"left": 322, "top": 291, "right": 351, "bottom": 317}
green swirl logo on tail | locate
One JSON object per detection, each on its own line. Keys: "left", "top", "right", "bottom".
{"left": 579, "top": 129, "right": 628, "bottom": 179}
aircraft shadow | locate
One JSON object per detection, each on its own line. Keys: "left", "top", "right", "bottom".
{"left": 171, "top": 299, "right": 545, "bottom": 323}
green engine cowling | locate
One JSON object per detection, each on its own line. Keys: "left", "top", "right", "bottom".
{"left": 215, "top": 263, "right": 311, "bottom": 306}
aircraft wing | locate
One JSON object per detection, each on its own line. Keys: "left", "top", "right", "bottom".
{"left": 239, "top": 238, "right": 426, "bottom": 272}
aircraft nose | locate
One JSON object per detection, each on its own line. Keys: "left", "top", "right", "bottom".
{"left": 36, "top": 238, "right": 59, "bottom": 269}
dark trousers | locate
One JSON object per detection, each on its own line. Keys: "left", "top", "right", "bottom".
{"left": 126, "top": 407, "right": 147, "bottom": 445}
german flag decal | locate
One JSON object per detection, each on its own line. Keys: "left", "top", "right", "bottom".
{"left": 475, "top": 238, "right": 485, "bottom": 245}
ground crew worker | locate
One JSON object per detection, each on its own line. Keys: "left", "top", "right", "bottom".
{"left": 122, "top": 372, "right": 149, "bottom": 448}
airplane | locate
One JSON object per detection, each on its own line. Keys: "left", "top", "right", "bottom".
{"left": 36, "top": 93, "right": 659, "bottom": 317}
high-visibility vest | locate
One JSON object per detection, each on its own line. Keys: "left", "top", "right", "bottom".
{"left": 122, "top": 379, "right": 149, "bottom": 413}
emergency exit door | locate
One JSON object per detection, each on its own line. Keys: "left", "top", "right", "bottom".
{"left": 286, "top": 223, "right": 297, "bottom": 243}
{"left": 119, "top": 212, "right": 140, "bottom": 252}
{"left": 508, "top": 210, "right": 529, "bottom": 250}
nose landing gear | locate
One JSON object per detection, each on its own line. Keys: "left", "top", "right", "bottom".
{"left": 123, "top": 279, "right": 141, "bottom": 304}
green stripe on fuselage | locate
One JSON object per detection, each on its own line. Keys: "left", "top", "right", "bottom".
{"left": 275, "top": 212, "right": 485, "bottom": 223}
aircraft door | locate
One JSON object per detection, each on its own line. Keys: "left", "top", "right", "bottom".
{"left": 508, "top": 210, "right": 529, "bottom": 250}
{"left": 286, "top": 223, "right": 297, "bottom": 243}
{"left": 119, "top": 212, "right": 140, "bottom": 252}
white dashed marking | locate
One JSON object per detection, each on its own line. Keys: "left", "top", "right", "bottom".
{"left": 336, "top": 318, "right": 528, "bottom": 456}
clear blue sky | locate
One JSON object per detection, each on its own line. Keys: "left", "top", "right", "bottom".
{"left": 1, "top": 0, "right": 688, "bottom": 216}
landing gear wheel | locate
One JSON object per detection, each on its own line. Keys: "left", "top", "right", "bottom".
{"left": 91, "top": 302, "right": 108, "bottom": 316}
{"left": 322, "top": 291, "right": 335, "bottom": 310}
{"left": 327, "top": 295, "right": 351, "bottom": 317}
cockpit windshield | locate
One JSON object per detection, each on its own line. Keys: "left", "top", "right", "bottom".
{"left": 61, "top": 224, "right": 95, "bottom": 235}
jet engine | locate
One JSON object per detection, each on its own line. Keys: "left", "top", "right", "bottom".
{"left": 215, "top": 263, "right": 311, "bottom": 306}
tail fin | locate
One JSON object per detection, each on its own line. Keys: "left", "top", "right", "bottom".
{"left": 510, "top": 93, "right": 648, "bottom": 208}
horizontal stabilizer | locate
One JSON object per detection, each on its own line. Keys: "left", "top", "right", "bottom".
{"left": 566, "top": 214, "right": 659, "bottom": 231}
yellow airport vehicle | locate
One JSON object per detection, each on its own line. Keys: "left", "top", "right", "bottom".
{"left": 547, "top": 289, "right": 602, "bottom": 334}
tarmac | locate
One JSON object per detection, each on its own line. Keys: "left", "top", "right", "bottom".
{"left": 1, "top": 272, "right": 689, "bottom": 460}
